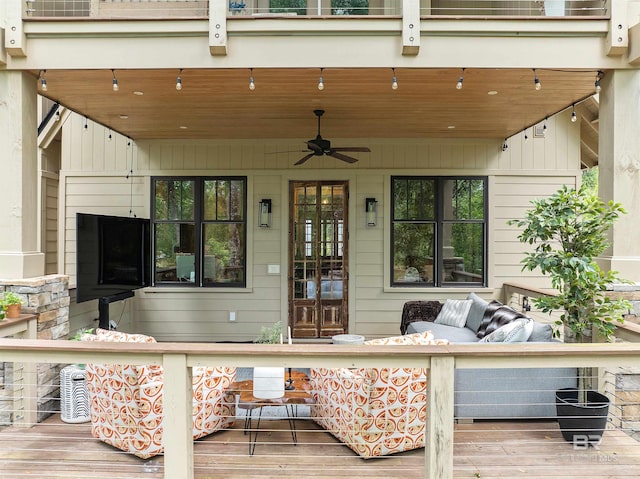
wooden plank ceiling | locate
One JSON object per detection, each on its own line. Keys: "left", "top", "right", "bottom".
{"left": 36, "top": 67, "right": 600, "bottom": 143}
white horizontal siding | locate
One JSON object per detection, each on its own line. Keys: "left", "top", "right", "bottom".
{"left": 60, "top": 110, "right": 581, "bottom": 341}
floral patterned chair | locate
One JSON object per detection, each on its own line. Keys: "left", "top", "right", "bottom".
{"left": 82, "top": 328, "right": 236, "bottom": 459}
{"left": 308, "top": 331, "right": 447, "bottom": 458}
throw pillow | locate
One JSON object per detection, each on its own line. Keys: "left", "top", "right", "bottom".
{"left": 365, "top": 330, "right": 436, "bottom": 345}
{"left": 476, "top": 301, "right": 527, "bottom": 339}
{"left": 479, "top": 317, "right": 534, "bottom": 343}
{"left": 465, "top": 292, "right": 489, "bottom": 333}
{"left": 434, "top": 299, "right": 473, "bottom": 328}
{"left": 528, "top": 322, "right": 554, "bottom": 342}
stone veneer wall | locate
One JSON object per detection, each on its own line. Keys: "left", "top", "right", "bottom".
{"left": 0, "top": 275, "right": 70, "bottom": 424}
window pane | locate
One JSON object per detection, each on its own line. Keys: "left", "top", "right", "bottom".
{"left": 444, "top": 179, "right": 485, "bottom": 220}
{"left": 332, "top": 0, "right": 368, "bottom": 15}
{"left": 270, "top": 0, "right": 307, "bottom": 15}
{"left": 393, "top": 223, "right": 435, "bottom": 284}
{"left": 154, "top": 223, "right": 195, "bottom": 282}
{"left": 393, "top": 178, "right": 435, "bottom": 220}
{"left": 203, "top": 223, "right": 245, "bottom": 284}
{"left": 442, "top": 223, "right": 484, "bottom": 283}
{"left": 155, "top": 180, "right": 194, "bottom": 221}
{"left": 204, "top": 179, "right": 245, "bottom": 222}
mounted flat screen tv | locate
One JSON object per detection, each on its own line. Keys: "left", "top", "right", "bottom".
{"left": 76, "top": 213, "right": 151, "bottom": 304}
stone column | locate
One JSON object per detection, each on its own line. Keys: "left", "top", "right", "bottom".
{"left": 597, "top": 69, "right": 640, "bottom": 282}
{"left": 0, "top": 275, "right": 70, "bottom": 423}
{"left": 0, "top": 71, "right": 45, "bottom": 279}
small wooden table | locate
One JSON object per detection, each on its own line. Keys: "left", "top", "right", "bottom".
{"left": 229, "top": 370, "right": 313, "bottom": 455}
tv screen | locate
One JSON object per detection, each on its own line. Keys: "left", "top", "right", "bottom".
{"left": 76, "top": 213, "right": 151, "bottom": 304}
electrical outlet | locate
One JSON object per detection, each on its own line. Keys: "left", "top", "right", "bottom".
{"left": 229, "top": 311, "right": 236, "bottom": 322}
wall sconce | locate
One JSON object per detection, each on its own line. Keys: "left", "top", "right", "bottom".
{"left": 258, "top": 199, "right": 272, "bottom": 228}
{"left": 365, "top": 198, "right": 378, "bottom": 227}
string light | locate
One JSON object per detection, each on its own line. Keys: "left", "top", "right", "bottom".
{"left": 571, "top": 104, "right": 577, "bottom": 123}
{"left": 318, "top": 68, "right": 324, "bottom": 91}
{"left": 176, "top": 69, "right": 182, "bottom": 91}
{"left": 249, "top": 68, "right": 255, "bottom": 91}
{"left": 595, "top": 70, "right": 603, "bottom": 93}
{"left": 54, "top": 110, "right": 60, "bottom": 122}
{"left": 533, "top": 68, "right": 541, "bottom": 91}
{"left": 111, "top": 69, "right": 119, "bottom": 92}
{"left": 456, "top": 68, "right": 465, "bottom": 90}
{"left": 391, "top": 68, "right": 398, "bottom": 90}
{"left": 108, "top": 129, "right": 113, "bottom": 141}
{"left": 502, "top": 139, "right": 508, "bottom": 152}
{"left": 40, "top": 70, "right": 47, "bottom": 92}
{"left": 543, "top": 117, "right": 548, "bottom": 135}
{"left": 84, "top": 117, "right": 88, "bottom": 131}
{"left": 524, "top": 129, "right": 529, "bottom": 141}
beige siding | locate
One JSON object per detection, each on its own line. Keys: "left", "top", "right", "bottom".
{"left": 60, "top": 110, "right": 582, "bottom": 341}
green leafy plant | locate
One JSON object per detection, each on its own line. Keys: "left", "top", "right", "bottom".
{"left": 254, "top": 321, "right": 283, "bottom": 344}
{"left": 2, "top": 291, "right": 24, "bottom": 307}
{"left": 509, "top": 185, "right": 629, "bottom": 402}
{"left": 70, "top": 327, "right": 94, "bottom": 341}
{"left": 510, "top": 184, "right": 629, "bottom": 342}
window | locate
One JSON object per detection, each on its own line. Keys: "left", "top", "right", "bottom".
{"left": 152, "top": 177, "right": 246, "bottom": 287}
{"left": 391, "top": 176, "right": 486, "bottom": 287}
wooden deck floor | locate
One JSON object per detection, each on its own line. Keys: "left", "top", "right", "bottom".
{"left": 1, "top": 415, "right": 640, "bottom": 479}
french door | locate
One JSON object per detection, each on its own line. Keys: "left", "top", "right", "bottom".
{"left": 289, "top": 181, "right": 348, "bottom": 338}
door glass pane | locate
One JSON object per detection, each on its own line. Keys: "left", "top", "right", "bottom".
{"left": 393, "top": 223, "right": 435, "bottom": 284}
{"left": 154, "top": 223, "right": 195, "bottom": 282}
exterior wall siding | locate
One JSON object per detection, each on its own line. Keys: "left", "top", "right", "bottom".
{"left": 62, "top": 112, "right": 580, "bottom": 341}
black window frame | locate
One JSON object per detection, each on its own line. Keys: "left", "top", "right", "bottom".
{"left": 151, "top": 176, "right": 248, "bottom": 288}
{"left": 390, "top": 176, "right": 488, "bottom": 288}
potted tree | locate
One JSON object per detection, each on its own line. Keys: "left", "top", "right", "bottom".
{"left": 510, "top": 184, "right": 629, "bottom": 445}
{"left": 2, "top": 291, "right": 25, "bottom": 319}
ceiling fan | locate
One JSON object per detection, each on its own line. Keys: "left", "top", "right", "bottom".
{"left": 295, "top": 109, "right": 371, "bottom": 166}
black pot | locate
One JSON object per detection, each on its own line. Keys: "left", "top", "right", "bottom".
{"left": 556, "top": 388, "right": 610, "bottom": 445}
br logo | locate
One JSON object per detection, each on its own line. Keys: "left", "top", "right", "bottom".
{"left": 573, "top": 434, "right": 602, "bottom": 450}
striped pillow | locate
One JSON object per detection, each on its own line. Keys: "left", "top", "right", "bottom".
{"left": 434, "top": 299, "right": 473, "bottom": 328}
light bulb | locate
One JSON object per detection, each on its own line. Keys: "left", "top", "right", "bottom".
{"left": 111, "top": 69, "right": 119, "bottom": 92}
{"left": 176, "top": 76, "right": 182, "bottom": 91}
{"left": 54, "top": 111, "right": 60, "bottom": 122}
{"left": 595, "top": 79, "right": 601, "bottom": 93}
{"left": 534, "top": 78, "right": 541, "bottom": 90}
{"left": 318, "top": 76, "right": 324, "bottom": 91}
{"left": 392, "top": 76, "right": 398, "bottom": 90}
{"left": 249, "top": 76, "right": 255, "bottom": 91}
{"left": 456, "top": 77, "right": 463, "bottom": 90}
{"left": 571, "top": 110, "right": 577, "bottom": 123}
{"left": 40, "top": 77, "right": 47, "bottom": 92}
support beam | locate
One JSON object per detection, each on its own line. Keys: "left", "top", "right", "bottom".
{"left": 209, "top": 0, "right": 228, "bottom": 56}
{"left": 0, "top": 71, "right": 45, "bottom": 279}
{"left": 402, "top": 0, "right": 420, "bottom": 55}
{"left": 4, "top": 0, "right": 26, "bottom": 57}
{"left": 426, "top": 356, "right": 454, "bottom": 479}
{"left": 605, "top": 0, "right": 628, "bottom": 56}
{"left": 628, "top": 22, "right": 640, "bottom": 65}
{"left": 597, "top": 69, "right": 640, "bottom": 281}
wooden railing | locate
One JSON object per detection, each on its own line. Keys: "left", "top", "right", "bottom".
{"left": 2, "top": 337, "right": 640, "bottom": 478}
{"left": 503, "top": 281, "right": 640, "bottom": 342}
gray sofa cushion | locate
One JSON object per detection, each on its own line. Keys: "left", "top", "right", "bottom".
{"left": 465, "top": 293, "right": 489, "bottom": 333}
{"left": 407, "top": 321, "right": 479, "bottom": 343}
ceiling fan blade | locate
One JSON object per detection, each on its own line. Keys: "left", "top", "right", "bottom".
{"left": 331, "top": 147, "right": 371, "bottom": 152}
{"left": 294, "top": 153, "right": 316, "bottom": 166}
{"left": 327, "top": 151, "right": 359, "bottom": 164}
{"left": 265, "top": 149, "right": 308, "bottom": 155}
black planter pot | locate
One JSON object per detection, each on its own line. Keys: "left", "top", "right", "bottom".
{"left": 556, "top": 388, "right": 610, "bottom": 445}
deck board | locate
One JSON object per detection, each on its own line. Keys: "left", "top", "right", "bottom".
{"left": 1, "top": 416, "right": 640, "bottom": 478}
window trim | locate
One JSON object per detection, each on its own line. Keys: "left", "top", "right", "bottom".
{"left": 389, "top": 175, "right": 488, "bottom": 288}
{"left": 151, "top": 176, "right": 248, "bottom": 289}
